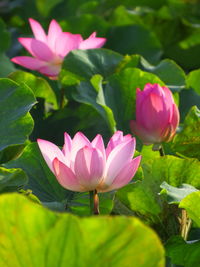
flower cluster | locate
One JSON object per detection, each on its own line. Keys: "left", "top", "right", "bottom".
{"left": 11, "top": 19, "right": 180, "bottom": 196}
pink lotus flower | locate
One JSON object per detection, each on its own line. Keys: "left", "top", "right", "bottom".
{"left": 11, "top": 18, "right": 106, "bottom": 78}
{"left": 130, "top": 83, "right": 180, "bottom": 145}
{"left": 37, "top": 131, "right": 141, "bottom": 192}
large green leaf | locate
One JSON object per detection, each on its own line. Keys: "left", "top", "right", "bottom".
{"left": 106, "top": 25, "right": 162, "bottom": 64}
{"left": 61, "top": 48, "right": 123, "bottom": 80}
{"left": 140, "top": 145, "right": 160, "bottom": 162}
{"left": 0, "top": 78, "right": 36, "bottom": 153}
{"left": 0, "top": 193, "right": 165, "bottom": 267}
{"left": 71, "top": 75, "right": 116, "bottom": 134}
{"left": 166, "top": 236, "right": 200, "bottom": 267}
{"left": 0, "top": 54, "right": 15, "bottom": 78}
{"left": 6, "top": 143, "right": 68, "bottom": 202}
{"left": 0, "top": 144, "right": 26, "bottom": 164}
{"left": 117, "top": 56, "right": 185, "bottom": 92}
{"left": 0, "top": 19, "right": 15, "bottom": 77}
{"left": 105, "top": 68, "right": 164, "bottom": 132}
{"left": 179, "top": 191, "right": 200, "bottom": 227}
{"left": 172, "top": 106, "right": 200, "bottom": 160}
{"left": 179, "top": 89, "right": 200, "bottom": 121}
{"left": 29, "top": 102, "right": 111, "bottom": 145}
{"left": 9, "top": 71, "right": 58, "bottom": 109}
{"left": 0, "top": 167, "right": 27, "bottom": 193}
{"left": 8, "top": 71, "right": 58, "bottom": 143}
{"left": 140, "top": 58, "right": 186, "bottom": 92}
{"left": 116, "top": 156, "right": 200, "bottom": 224}
{"left": 160, "top": 182, "right": 198, "bottom": 204}
{"left": 187, "top": 69, "right": 200, "bottom": 95}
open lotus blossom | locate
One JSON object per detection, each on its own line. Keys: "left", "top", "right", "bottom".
{"left": 11, "top": 18, "right": 106, "bottom": 78}
{"left": 37, "top": 131, "right": 141, "bottom": 193}
{"left": 130, "top": 83, "right": 180, "bottom": 145}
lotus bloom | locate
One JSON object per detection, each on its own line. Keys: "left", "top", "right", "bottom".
{"left": 11, "top": 18, "right": 106, "bottom": 78}
{"left": 37, "top": 131, "right": 141, "bottom": 192}
{"left": 130, "top": 83, "right": 180, "bottom": 145}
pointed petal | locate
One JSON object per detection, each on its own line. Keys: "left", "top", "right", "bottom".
{"left": 18, "top": 37, "right": 36, "bottom": 57}
{"left": 137, "top": 83, "right": 162, "bottom": 111}
{"left": 55, "top": 32, "right": 83, "bottom": 57}
{"left": 30, "top": 39, "right": 54, "bottom": 61}
{"left": 123, "top": 134, "right": 132, "bottom": 142}
{"left": 62, "top": 132, "right": 72, "bottom": 155}
{"left": 162, "top": 86, "right": 174, "bottom": 107}
{"left": 29, "top": 18, "right": 47, "bottom": 42}
{"left": 74, "top": 147, "right": 89, "bottom": 182}
{"left": 89, "top": 149, "right": 104, "bottom": 184}
{"left": 106, "top": 131, "right": 123, "bottom": 157}
{"left": 11, "top": 56, "right": 45, "bottom": 70}
{"left": 47, "top": 19, "right": 63, "bottom": 51}
{"left": 99, "top": 156, "right": 141, "bottom": 192}
{"left": 53, "top": 158, "right": 82, "bottom": 192}
{"left": 159, "top": 86, "right": 175, "bottom": 122}
{"left": 62, "top": 132, "right": 72, "bottom": 165}
{"left": 171, "top": 104, "right": 180, "bottom": 131}
{"left": 105, "top": 138, "right": 136, "bottom": 185}
{"left": 70, "top": 132, "right": 91, "bottom": 167}
{"left": 161, "top": 106, "right": 179, "bottom": 143}
{"left": 110, "top": 156, "right": 141, "bottom": 190}
{"left": 161, "top": 123, "right": 174, "bottom": 142}
{"left": 74, "top": 146, "right": 104, "bottom": 190}
{"left": 150, "top": 84, "right": 165, "bottom": 97}
{"left": 142, "top": 83, "right": 154, "bottom": 94}
{"left": 136, "top": 87, "right": 144, "bottom": 111}
{"left": 89, "top": 32, "right": 96, "bottom": 38}
{"left": 37, "top": 139, "right": 65, "bottom": 173}
{"left": 79, "top": 32, "right": 106, "bottom": 49}
{"left": 92, "top": 134, "right": 106, "bottom": 161}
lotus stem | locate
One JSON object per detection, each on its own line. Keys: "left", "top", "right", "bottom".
{"left": 159, "top": 145, "right": 165, "bottom": 157}
{"left": 89, "top": 189, "right": 100, "bottom": 215}
{"left": 180, "top": 209, "right": 192, "bottom": 241}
